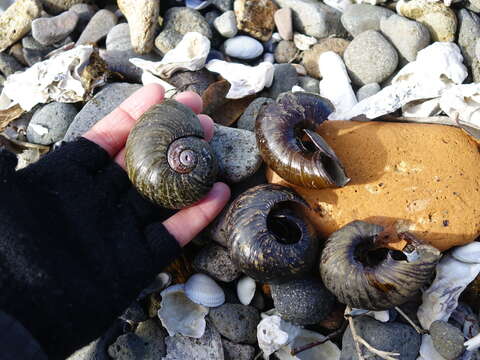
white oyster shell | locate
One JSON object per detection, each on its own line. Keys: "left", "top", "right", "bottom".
{"left": 158, "top": 284, "right": 209, "bottom": 338}
{"left": 205, "top": 60, "right": 274, "bottom": 99}
{"left": 257, "top": 314, "right": 301, "bottom": 359}
{"left": 275, "top": 329, "right": 341, "bottom": 360}
{"left": 237, "top": 276, "right": 256, "bottom": 306}
{"left": 141, "top": 71, "right": 177, "bottom": 98}
{"left": 184, "top": 273, "right": 225, "bottom": 308}
{"left": 130, "top": 32, "right": 210, "bottom": 78}
{"left": 439, "top": 83, "right": 480, "bottom": 133}
{"left": 318, "top": 51, "right": 357, "bottom": 120}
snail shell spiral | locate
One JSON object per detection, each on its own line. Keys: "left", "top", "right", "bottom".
{"left": 125, "top": 99, "right": 218, "bottom": 209}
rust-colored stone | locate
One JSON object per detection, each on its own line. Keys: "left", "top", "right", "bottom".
{"left": 202, "top": 80, "right": 231, "bottom": 117}
{"left": 234, "top": 0, "right": 278, "bottom": 42}
{"left": 210, "top": 95, "right": 257, "bottom": 127}
{"left": 302, "top": 38, "right": 350, "bottom": 79}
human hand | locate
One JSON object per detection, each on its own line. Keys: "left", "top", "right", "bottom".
{"left": 83, "top": 84, "right": 230, "bottom": 247}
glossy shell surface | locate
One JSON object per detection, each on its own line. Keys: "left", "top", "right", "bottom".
{"left": 184, "top": 273, "right": 225, "bottom": 307}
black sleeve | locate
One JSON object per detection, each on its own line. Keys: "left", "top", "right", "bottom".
{"left": 0, "top": 138, "right": 182, "bottom": 359}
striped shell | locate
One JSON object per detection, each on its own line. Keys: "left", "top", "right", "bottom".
{"left": 184, "top": 274, "right": 225, "bottom": 308}
{"left": 125, "top": 99, "right": 218, "bottom": 209}
{"left": 320, "top": 221, "right": 441, "bottom": 310}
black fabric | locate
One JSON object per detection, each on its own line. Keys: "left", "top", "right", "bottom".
{"left": 0, "top": 138, "right": 182, "bottom": 359}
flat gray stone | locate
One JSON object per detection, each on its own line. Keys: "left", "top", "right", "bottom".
{"left": 27, "top": 102, "right": 78, "bottom": 145}
{"left": 222, "top": 339, "right": 255, "bottom": 360}
{"left": 106, "top": 23, "right": 132, "bottom": 52}
{"left": 64, "top": 83, "right": 141, "bottom": 141}
{"left": 208, "top": 304, "right": 260, "bottom": 344}
{"left": 32, "top": 10, "right": 78, "bottom": 46}
{"left": 210, "top": 125, "right": 262, "bottom": 183}
{"left": 237, "top": 97, "right": 275, "bottom": 131}
{"left": 430, "top": 320, "right": 465, "bottom": 360}
{"left": 193, "top": 243, "right": 241, "bottom": 282}
{"left": 100, "top": 50, "right": 160, "bottom": 83}
{"left": 341, "top": 4, "right": 394, "bottom": 37}
{"left": 76, "top": 9, "right": 117, "bottom": 46}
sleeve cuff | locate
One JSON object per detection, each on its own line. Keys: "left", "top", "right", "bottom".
{"left": 144, "top": 223, "right": 182, "bottom": 270}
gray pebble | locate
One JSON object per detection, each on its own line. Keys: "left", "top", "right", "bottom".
{"left": 341, "top": 4, "right": 394, "bottom": 37}
{"left": 193, "top": 243, "right": 241, "bottom": 282}
{"left": 271, "top": 277, "right": 335, "bottom": 325}
{"left": 340, "top": 316, "right": 421, "bottom": 360}
{"left": 22, "top": 36, "right": 56, "bottom": 66}
{"left": 214, "top": 10, "right": 237, "bottom": 38}
{"left": 344, "top": 30, "right": 398, "bottom": 86}
{"left": 0, "top": 52, "right": 23, "bottom": 77}
{"left": 267, "top": 63, "right": 299, "bottom": 99}
{"left": 0, "top": 0, "right": 15, "bottom": 13}
{"left": 237, "top": 97, "right": 275, "bottom": 131}
{"left": 467, "top": 0, "right": 480, "bottom": 12}
{"left": 108, "top": 334, "right": 146, "bottom": 359}
{"left": 212, "top": 0, "right": 233, "bottom": 12}
{"left": 458, "top": 9, "right": 480, "bottom": 67}
{"left": 69, "top": 3, "right": 96, "bottom": 33}
{"left": 222, "top": 339, "right": 255, "bottom": 360}
{"left": 223, "top": 35, "right": 264, "bottom": 59}
{"left": 430, "top": 320, "right": 465, "bottom": 360}
{"left": 76, "top": 9, "right": 118, "bottom": 46}
{"left": 32, "top": 11, "right": 78, "bottom": 46}
{"left": 209, "top": 304, "right": 260, "bottom": 344}
{"left": 208, "top": 207, "right": 230, "bottom": 248}
{"left": 210, "top": 125, "right": 263, "bottom": 183}
{"left": 298, "top": 76, "right": 320, "bottom": 93}
{"left": 380, "top": 14, "right": 430, "bottom": 62}
{"left": 274, "top": 40, "right": 297, "bottom": 63}
{"left": 27, "top": 102, "right": 77, "bottom": 145}
{"left": 64, "top": 83, "right": 141, "bottom": 141}
{"left": 106, "top": 23, "right": 132, "bottom": 52}
{"left": 356, "top": 83, "right": 381, "bottom": 101}
{"left": 164, "top": 321, "right": 224, "bottom": 360}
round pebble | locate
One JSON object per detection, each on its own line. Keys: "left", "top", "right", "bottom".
{"left": 430, "top": 320, "right": 465, "bottom": 360}
{"left": 274, "top": 40, "right": 297, "bottom": 63}
{"left": 302, "top": 37, "right": 350, "bottom": 79}
{"left": 237, "top": 97, "right": 275, "bottom": 132}
{"left": 31, "top": 10, "right": 78, "bottom": 46}
{"left": 208, "top": 304, "right": 260, "bottom": 344}
{"left": 223, "top": 35, "right": 263, "bottom": 59}
{"left": 193, "top": 243, "right": 241, "bottom": 282}
{"left": 341, "top": 4, "right": 394, "bottom": 37}
{"left": 270, "top": 277, "right": 335, "bottom": 325}
{"left": 27, "top": 102, "right": 78, "bottom": 145}
{"left": 214, "top": 10, "right": 238, "bottom": 38}
{"left": 106, "top": 23, "right": 132, "bottom": 52}
{"left": 212, "top": 0, "right": 233, "bottom": 12}
{"left": 344, "top": 30, "right": 398, "bottom": 86}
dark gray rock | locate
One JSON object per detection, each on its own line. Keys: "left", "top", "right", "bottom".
{"left": 341, "top": 4, "right": 394, "bottom": 37}
{"left": 274, "top": 40, "right": 297, "bottom": 63}
{"left": 237, "top": 97, "right": 275, "bottom": 131}
{"left": 106, "top": 23, "right": 132, "bottom": 52}
{"left": 32, "top": 11, "right": 79, "bottom": 46}
{"left": 108, "top": 333, "right": 146, "bottom": 359}
{"left": 0, "top": 52, "right": 23, "bottom": 77}
{"left": 298, "top": 76, "right": 320, "bottom": 93}
{"left": 76, "top": 9, "right": 118, "bottom": 46}
{"left": 222, "top": 339, "right": 255, "bottom": 360}
{"left": 120, "top": 301, "right": 148, "bottom": 323}
{"left": 209, "top": 304, "right": 260, "bottom": 344}
{"left": 271, "top": 277, "right": 335, "bottom": 325}
{"left": 27, "top": 102, "right": 77, "bottom": 145}
{"left": 64, "top": 83, "right": 141, "bottom": 141}
{"left": 267, "top": 63, "right": 299, "bottom": 99}
{"left": 430, "top": 320, "right": 465, "bottom": 360}
{"left": 193, "top": 243, "right": 241, "bottom": 282}
{"left": 340, "top": 316, "right": 421, "bottom": 360}
{"left": 210, "top": 125, "right": 263, "bottom": 183}
{"left": 164, "top": 321, "right": 224, "bottom": 360}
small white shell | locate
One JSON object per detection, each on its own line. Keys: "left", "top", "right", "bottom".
{"left": 451, "top": 242, "right": 480, "bottom": 264}
{"left": 185, "top": 273, "right": 225, "bottom": 308}
{"left": 158, "top": 284, "right": 209, "bottom": 338}
{"left": 237, "top": 276, "right": 256, "bottom": 305}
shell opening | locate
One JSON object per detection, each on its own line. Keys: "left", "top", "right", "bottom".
{"left": 354, "top": 237, "right": 408, "bottom": 268}
{"left": 267, "top": 204, "right": 303, "bottom": 245}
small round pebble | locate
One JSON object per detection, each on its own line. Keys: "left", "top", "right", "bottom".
{"left": 222, "top": 339, "right": 255, "bottom": 360}
{"left": 214, "top": 10, "right": 237, "bottom": 38}
{"left": 27, "top": 102, "right": 78, "bottom": 145}
{"left": 356, "top": 82, "right": 381, "bottom": 101}
{"left": 208, "top": 304, "right": 260, "bottom": 344}
{"left": 106, "top": 23, "right": 132, "bottom": 52}
{"left": 274, "top": 40, "right": 297, "bottom": 63}
{"left": 237, "top": 97, "right": 275, "bottom": 131}
{"left": 430, "top": 320, "right": 465, "bottom": 360}
{"left": 344, "top": 30, "right": 398, "bottom": 86}
{"left": 341, "top": 4, "right": 394, "bottom": 37}
{"left": 193, "top": 243, "right": 241, "bottom": 282}
{"left": 270, "top": 277, "right": 335, "bottom": 325}
{"left": 223, "top": 35, "right": 263, "bottom": 59}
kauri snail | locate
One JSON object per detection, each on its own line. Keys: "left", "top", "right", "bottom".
{"left": 125, "top": 99, "right": 218, "bottom": 209}
{"left": 225, "top": 184, "right": 318, "bottom": 284}
{"left": 320, "top": 221, "right": 441, "bottom": 310}
{"left": 256, "top": 92, "right": 350, "bottom": 189}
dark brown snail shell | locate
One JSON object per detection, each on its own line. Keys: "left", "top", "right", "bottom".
{"left": 320, "top": 221, "right": 441, "bottom": 310}
{"left": 256, "top": 92, "right": 350, "bottom": 189}
{"left": 226, "top": 184, "right": 318, "bottom": 284}
{"left": 125, "top": 99, "right": 218, "bottom": 209}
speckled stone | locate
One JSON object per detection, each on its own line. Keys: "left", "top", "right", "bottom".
{"left": 302, "top": 37, "right": 350, "bottom": 79}
{"left": 106, "top": 23, "right": 132, "bottom": 52}
{"left": 32, "top": 10, "right": 79, "bottom": 46}
{"left": 344, "top": 30, "right": 398, "bottom": 86}
{"left": 274, "top": 40, "right": 297, "bottom": 63}
{"left": 237, "top": 97, "right": 275, "bottom": 131}
{"left": 271, "top": 277, "right": 335, "bottom": 325}
{"left": 341, "top": 4, "right": 394, "bottom": 37}
{"left": 193, "top": 244, "right": 241, "bottom": 282}
{"left": 234, "top": 0, "right": 277, "bottom": 41}
{"left": 430, "top": 321, "right": 465, "bottom": 360}
{"left": 356, "top": 83, "right": 381, "bottom": 101}
{"left": 222, "top": 339, "right": 255, "bottom": 360}
{"left": 208, "top": 304, "right": 260, "bottom": 344}
{"left": 76, "top": 9, "right": 117, "bottom": 46}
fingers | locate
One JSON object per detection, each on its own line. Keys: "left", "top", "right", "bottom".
{"left": 174, "top": 91, "right": 203, "bottom": 114}
{"left": 83, "top": 84, "right": 165, "bottom": 157}
{"left": 163, "top": 182, "right": 231, "bottom": 247}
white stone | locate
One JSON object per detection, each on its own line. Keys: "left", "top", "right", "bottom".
{"left": 214, "top": 10, "right": 237, "bottom": 38}
{"left": 465, "top": 333, "right": 480, "bottom": 352}
{"left": 206, "top": 60, "right": 274, "bottom": 99}
{"left": 318, "top": 51, "right": 357, "bottom": 120}
{"left": 141, "top": 72, "right": 177, "bottom": 98}
{"left": 257, "top": 314, "right": 301, "bottom": 359}
{"left": 223, "top": 35, "right": 264, "bottom": 59}
{"left": 439, "top": 83, "right": 480, "bottom": 132}
{"left": 342, "top": 42, "right": 468, "bottom": 120}
{"left": 130, "top": 32, "right": 210, "bottom": 79}
{"left": 275, "top": 329, "right": 341, "bottom": 360}
{"left": 293, "top": 33, "right": 317, "bottom": 51}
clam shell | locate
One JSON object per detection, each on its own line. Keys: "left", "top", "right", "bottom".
{"left": 451, "top": 242, "right": 480, "bottom": 264}
{"left": 237, "top": 276, "right": 256, "bottom": 306}
{"left": 185, "top": 273, "right": 225, "bottom": 307}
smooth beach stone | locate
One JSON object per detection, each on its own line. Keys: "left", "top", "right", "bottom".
{"left": 429, "top": 320, "right": 465, "bottom": 360}
{"left": 274, "top": 40, "right": 297, "bottom": 63}
{"left": 214, "top": 10, "right": 238, "bottom": 38}
{"left": 302, "top": 38, "right": 350, "bottom": 79}
{"left": 234, "top": 0, "right": 277, "bottom": 42}
{"left": 298, "top": 76, "right": 320, "bottom": 93}
{"left": 0, "top": 52, "right": 23, "bottom": 77}
{"left": 275, "top": 8, "right": 293, "bottom": 41}
{"left": 106, "top": 23, "right": 132, "bottom": 52}
{"left": 268, "top": 121, "right": 480, "bottom": 251}
{"left": 223, "top": 35, "right": 263, "bottom": 59}
{"left": 457, "top": 9, "right": 480, "bottom": 70}
{"left": 32, "top": 10, "right": 79, "bottom": 46}
{"left": 76, "top": 9, "right": 118, "bottom": 46}
{"left": 267, "top": 63, "right": 299, "bottom": 99}
{"left": 341, "top": 4, "right": 394, "bottom": 37}
{"left": 212, "top": 0, "right": 233, "bottom": 12}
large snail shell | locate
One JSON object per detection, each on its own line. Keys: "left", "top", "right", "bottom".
{"left": 125, "top": 99, "right": 218, "bottom": 209}
{"left": 226, "top": 184, "right": 318, "bottom": 284}
{"left": 320, "top": 221, "right": 441, "bottom": 310}
{"left": 256, "top": 92, "right": 350, "bottom": 189}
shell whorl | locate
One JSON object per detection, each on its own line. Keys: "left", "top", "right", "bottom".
{"left": 125, "top": 99, "right": 217, "bottom": 209}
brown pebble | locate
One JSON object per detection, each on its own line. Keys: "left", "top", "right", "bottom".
{"left": 302, "top": 38, "right": 350, "bottom": 79}
{"left": 274, "top": 8, "right": 293, "bottom": 41}
{"left": 234, "top": 0, "right": 277, "bottom": 42}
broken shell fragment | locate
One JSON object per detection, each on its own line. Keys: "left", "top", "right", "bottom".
{"left": 237, "top": 276, "right": 256, "bottom": 306}
{"left": 184, "top": 273, "right": 225, "bottom": 308}
{"left": 159, "top": 284, "right": 209, "bottom": 338}
{"left": 226, "top": 184, "right": 319, "bottom": 284}
{"left": 320, "top": 220, "right": 441, "bottom": 310}
{"left": 256, "top": 92, "right": 349, "bottom": 189}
